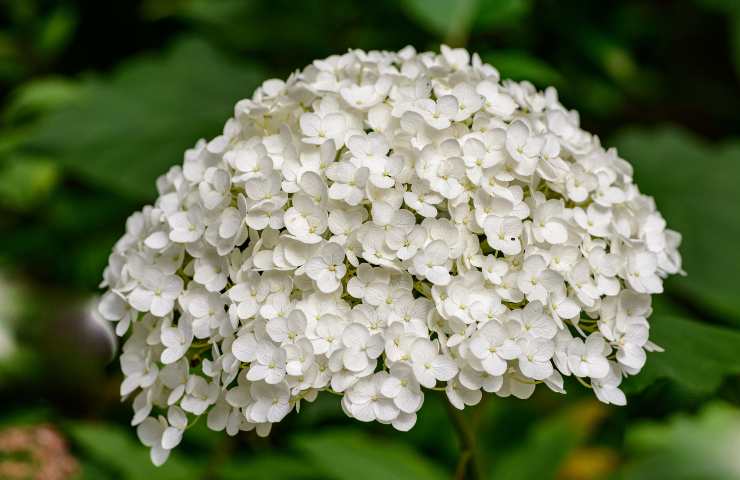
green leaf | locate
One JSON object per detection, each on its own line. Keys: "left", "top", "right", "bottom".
{"left": 473, "top": 0, "right": 532, "bottom": 31}
{"left": 623, "top": 315, "right": 740, "bottom": 393}
{"left": 293, "top": 429, "right": 448, "bottom": 480}
{"left": 612, "top": 127, "right": 740, "bottom": 324}
{"left": 0, "top": 154, "right": 59, "bottom": 210}
{"left": 401, "top": 0, "right": 531, "bottom": 44}
{"left": 216, "top": 454, "right": 314, "bottom": 480}
{"left": 489, "top": 401, "right": 605, "bottom": 480}
{"left": 400, "top": 0, "right": 478, "bottom": 45}
{"left": 66, "top": 422, "right": 202, "bottom": 480}
{"left": 731, "top": 13, "right": 740, "bottom": 79}
{"left": 482, "top": 51, "right": 562, "bottom": 87}
{"left": 25, "top": 37, "right": 264, "bottom": 201}
{"left": 619, "top": 402, "right": 740, "bottom": 480}
{"left": 3, "top": 77, "right": 83, "bottom": 124}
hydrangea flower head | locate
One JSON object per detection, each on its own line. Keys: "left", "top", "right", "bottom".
{"left": 98, "top": 45, "right": 682, "bottom": 465}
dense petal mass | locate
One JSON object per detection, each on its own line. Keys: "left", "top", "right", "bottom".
{"left": 98, "top": 45, "right": 682, "bottom": 464}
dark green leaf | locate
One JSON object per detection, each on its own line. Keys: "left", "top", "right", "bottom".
{"left": 612, "top": 127, "right": 740, "bottom": 324}
{"left": 400, "top": 0, "right": 478, "bottom": 45}
{"left": 3, "top": 77, "right": 83, "bottom": 124}
{"left": 66, "top": 422, "right": 202, "bottom": 480}
{"left": 216, "top": 454, "right": 314, "bottom": 480}
{"left": 624, "top": 315, "right": 740, "bottom": 393}
{"left": 293, "top": 429, "right": 448, "bottom": 480}
{"left": 483, "top": 51, "right": 562, "bottom": 87}
{"left": 26, "top": 37, "right": 264, "bottom": 201}
{"left": 0, "top": 154, "right": 59, "bottom": 210}
{"left": 489, "top": 401, "right": 604, "bottom": 480}
{"left": 619, "top": 403, "right": 740, "bottom": 480}
{"left": 474, "top": 0, "right": 532, "bottom": 31}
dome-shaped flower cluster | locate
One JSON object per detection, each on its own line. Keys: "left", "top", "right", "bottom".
{"left": 98, "top": 45, "right": 682, "bottom": 465}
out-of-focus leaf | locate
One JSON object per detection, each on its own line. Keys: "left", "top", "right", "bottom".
{"left": 483, "top": 51, "right": 562, "bottom": 87}
{"left": 613, "top": 127, "right": 740, "bottom": 324}
{"left": 731, "top": 14, "right": 740, "bottom": 79}
{"left": 293, "top": 429, "right": 447, "bottom": 480}
{"left": 694, "top": 0, "right": 740, "bottom": 14}
{"left": 624, "top": 315, "right": 740, "bottom": 393}
{"left": 400, "top": 0, "right": 477, "bottom": 45}
{"left": 36, "top": 6, "right": 77, "bottom": 58}
{"left": 25, "top": 37, "right": 264, "bottom": 201}
{"left": 474, "top": 0, "right": 532, "bottom": 31}
{"left": 67, "top": 422, "right": 202, "bottom": 480}
{"left": 3, "top": 77, "right": 83, "bottom": 123}
{"left": 216, "top": 454, "right": 314, "bottom": 480}
{"left": 0, "top": 154, "right": 58, "bottom": 210}
{"left": 619, "top": 403, "right": 740, "bottom": 480}
{"left": 489, "top": 401, "right": 607, "bottom": 480}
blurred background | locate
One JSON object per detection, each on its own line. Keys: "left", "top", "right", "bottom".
{"left": 1, "top": 0, "right": 740, "bottom": 479}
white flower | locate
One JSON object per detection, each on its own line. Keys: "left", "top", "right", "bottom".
{"left": 181, "top": 376, "right": 218, "bottom": 415}
{"left": 517, "top": 337, "right": 554, "bottom": 380}
{"left": 284, "top": 194, "right": 328, "bottom": 244}
{"left": 300, "top": 111, "right": 347, "bottom": 146}
{"left": 305, "top": 242, "right": 347, "bottom": 293}
{"left": 409, "top": 338, "right": 458, "bottom": 388}
{"left": 567, "top": 334, "right": 610, "bottom": 379}
{"left": 343, "top": 373, "right": 399, "bottom": 422}
{"left": 505, "top": 121, "right": 543, "bottom": 176}
{"left": 446, "top": 379, "right": 482, "bottom": 410}
{"left": 336, "top": 323, "right": 383, "bottom": 372}
{"left": 412, "top": 240, "right": 452, "bottom": 286}
{"left": 483, "top": 216, "right": 522, "bottom": 256}
{"left": 247, "top": 343, "right": 287, "bottom": 384}
{"left": 531, "top": 200, "right": 568, "bottom": 244}
{"left": 326, "top": 161, "right": 369, "bottom": 205}
{"left": 477, "top": 80, "right": 517, "bottom": 118}
{"left": 168, "top": 208, "right": 205, "bottom": 243}
{"left": 468, "top": 320, "right": 520, "bottom": 376}
{"left": 128, "top": 269, "right": 183, "bottom": 317}
{"left": 160, "top": 319, "right": 193, "bottom": 364}
{"left": 137, "top": 416, "right": 172, "bottom": 466}
{"left": 381, "top": 363, "right": 424, "bottom": 413}
{"left": 517, "top": 255, "right": 562, "bottom": 304}
{"left": 99, "top": 45, "right": 682, "bottom": 463}
{"left": 248, "top": 382, "right": 291, "bottom": 423}
{"left": 414, "top": 95, "right": 458, "bottom": 130}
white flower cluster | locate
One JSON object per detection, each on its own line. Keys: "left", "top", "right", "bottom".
{"left": 98, "top": 45, "right": 682, "bottom": 465}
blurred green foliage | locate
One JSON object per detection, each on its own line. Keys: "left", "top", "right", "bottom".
{"left": 1, "top": 0, "right": 739, "bottom": 479}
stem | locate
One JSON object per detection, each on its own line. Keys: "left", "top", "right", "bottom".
{"left": 445, "top": 401, "right": 485, "bottom": 480}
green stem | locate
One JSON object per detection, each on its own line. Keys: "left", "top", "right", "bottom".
{"left": 445, "top": 401, "right": 485, "bottom": 480}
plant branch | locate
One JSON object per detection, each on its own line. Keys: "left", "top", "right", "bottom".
{"left": 445, "top": 400, "right": 485, "bottom": 480}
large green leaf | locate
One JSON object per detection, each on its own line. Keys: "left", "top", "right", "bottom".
{"left": 624, "top": 315, "right": 740, "bottom": 393}
{"left": 483, "top": 51, "right": 562, "bottom": 87}
{"left": 400, "top": 0, "right": 477, "bottom": 45}
{"left": 612, "top": 127, "right": 740, "bottom": 324}
{"left": 293, "top": 429, "right": 448, "bottom": 480}
{"left": 619, "top": 402, "right": 740, "bottom": 480}
{"left": 25, "top": 37, "right": 264, "bottom": 201}
{"left": 216, "top": 455, "right": 315, "bottom": 480}
{"left": 66, "top": 422, "right": 202, "bottom": 480}
{"left": 400, "top": 0, "right": 531, "bottom": 45}
{"left": 489, "top": 401, "right": 604, "bottom": 480}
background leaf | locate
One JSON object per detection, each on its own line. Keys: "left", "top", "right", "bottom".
{"left": 489, "top": 401, "right": 607, "bottom": 479}
{"left": 483, "top": 50, "right": 562, "bottom": 87}
{"left": 24, "top": 37, "right": 264, "bottom": 201}
{"left": 619, "top": 402, "right": 740, "bottom": 480}
{"left": 623, "top": 315, "right": 740, "bottom": 393}
{"left": 401, "top": 0, "right": 478, "bottom": 45}
{"left": 293, "top": 429, "right": 447, "bottom": 480}
{"left": 613, "top": 127, "right": 740, "bottom": 325}
{"left": 66, "top": 422, "right": 203, "bottom": 480}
